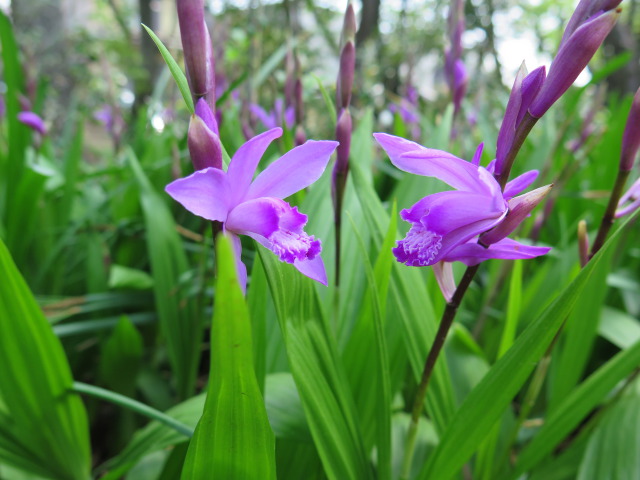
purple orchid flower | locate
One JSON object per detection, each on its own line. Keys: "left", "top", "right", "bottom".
{"left": 166, "top": 127, "right": 338, "bottom": 291}
{"left": 17, "top": 111, "right": 46, "bottom": 135}
{"left": 374, "top": 133, "right": 550, "bottom": 300}
{"left": 250, "top": 99, "right": 295, "bottom": 131}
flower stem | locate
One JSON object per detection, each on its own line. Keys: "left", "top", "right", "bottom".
{"left": 400, "top": 264, "right": 480, "bottom": 480}
{"left": 589, "top": 168, "right": 630, "bottom": 259}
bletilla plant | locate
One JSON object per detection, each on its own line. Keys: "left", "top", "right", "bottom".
{"left": 374, "top": 133, "right": 550, "bottom": 300}
{"left": 166, "top": 127, "right": 337, "bottom": 291}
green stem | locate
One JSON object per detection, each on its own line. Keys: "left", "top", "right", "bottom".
{"left": 72, "top": 381, "right": 194, "bottom": 438}
{"left": 589, "top": 168, "right": 630, "bottom": 259}
{"left": 400, "top": 264, "right": 480, "bottom": 480}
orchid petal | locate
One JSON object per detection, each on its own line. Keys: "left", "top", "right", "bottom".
{"left": 165, "top": 167, "right": 229, "bottom": 221}
{"left": 373, "top": 132, "right": 425, "bottom": 159}
{"left": 503, "top": 169, "right": 539, "bottom": 198}
{"left": 471, "top": 143, "right": 484, "bottom": 166}
{"left": 226, "top": 197, "right": 281, "bottom": 237}
{"left": 432, "top": 261, "right": 456, "bottom": 302}
{"left": 375, "top": 133, "right": 497, "bottom": 193}
{"left": 226, "top": 127, "right": 282, "bottom": 205}
{"left": 247, "top": 140, "right": 338, "bottom": 200}
{"left": 293, "top": 255, "right": 328, "bottom": 286}
{"left": 444, "top": 238, "right": 551, "bottom": 266}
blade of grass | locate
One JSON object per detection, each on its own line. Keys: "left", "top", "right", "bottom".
{"left": 142, "top": 24, "right": 194, "bottom": 113}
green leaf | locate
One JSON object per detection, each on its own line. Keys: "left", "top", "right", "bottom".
{"left": 142, "top": 24, "right": 194, "bottom": 113}
{"left": 509, "top": 338, "right": 640, "bottom": 478}
{"left": 100, "top": 316, "right": 144, "bottom": 395}
{"left": 128, "top": 149, "right": 201, "bottom": 398}
{"left": 346, "top": 212, "right": 393, "bottom": 479}
{"left": 576, "top": 378, "right": 640, "bottom": 480}
{"left": 258, "top": 248, "right": 372, "bottom": 479}
{"left": 419, "top": 211, "right": 638, "bottom": 480}
{"left": 498, "top": 260, "right": 523, "bottom": 358}
{"left": 181, "top": 234, "right": 276, "bottom": 479}
{"left": 0, "top": 238, "right": 91, "bottom": 479}
{"left": 312, "top": 74, "right": 337, "bottom": 126}
{"left": 108, "top": 264, "right": 155, "bottom": 290}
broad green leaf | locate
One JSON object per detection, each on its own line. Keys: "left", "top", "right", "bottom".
{"left": 548, "top": 242, "right": 613, "bottom": 411}
{"left": 0, "top": 239, "right": 91, "bottom": 479}
{"left": 258, "top": 249, "right": 372, "bottom": 479}
{"left": 498, "top": 260, "right": 522, "bottom": 358}
{"left": 597, "top": 306, "right": 640, "bottom": 349}
{"left": 346, "top": 213, "right": 393, "bottom": 479}
{"left": 181, "top": 234, "right": 276, "bottom": 479}
{"left": 419, "top": 212, "right": 637, "bottom": 480}
{"left": 508, "top": 338, "right": 640, "bottom": 479}
{"left": 108, "top": 264, "right": 154, "bottom": 290}
{"left": 129, "top": 149, "right": 200, "bottom": 398}
{"left": 142, "top": 24, "right": 194, "bottom": 113}
{"left": 576, "top": 378, "right": 640, "bottom": 480}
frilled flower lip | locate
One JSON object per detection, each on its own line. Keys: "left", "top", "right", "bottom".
{"left": 166, "top": 127, "right": 338, "bottom": 290}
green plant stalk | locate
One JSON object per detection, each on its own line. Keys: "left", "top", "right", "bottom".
{"left": 589, "top": 168, "right": 630, "bottom": 259}
{"left": 400, "top": 264, "right": 480, "bottom": 480}
{"left": 71, "top": 382, "right": 193, "bottom": 438}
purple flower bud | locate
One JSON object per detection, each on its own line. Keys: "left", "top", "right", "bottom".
{"left": 17, "top": 111, "right": 46, "bottom": 135}
{"left": 195, "top": 97, "right": 219, "bottom": 135}
{"left": 294, "top": 78, "right": 304, "bottom": 125}
{"left": 334, "top": 109, "right": 352, "bottom": 176}
{"left": 336, "top": 41, "right": 355, "bottom": 110}
{"left": 341, "top": 2, "right": 357, "bottom": 45}
{"left": 620, "top": 87, "right": 640, "bottom": 171}
{"left": 495, "top": 65, "right": 545, "bottom": 175}
{"left": 561, "top": 0, "right": 622, "bottom": 49}
{"left": 188, "top": 99, "right": 222, "bottom": 170}
{"left": 480, "top": 184, "right": 553, "bottom": 245}
{"left": 529, "top": 8, "right": 620, "bottom": 118}
{"left": 0, "top": 95, "right": 5, "bottom": 119}
{"left": 177, "top": 0, "right": 216, "bottom": 107}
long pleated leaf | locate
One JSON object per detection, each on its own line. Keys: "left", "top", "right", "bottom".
{"left": 258, "top": 248, "right": 372, "bottom": 479}
{"left": 0, "top": 238, "right": 91, "bottom": 479}
{"left": 181, "top": 234, "right": 276, "bottom": 479}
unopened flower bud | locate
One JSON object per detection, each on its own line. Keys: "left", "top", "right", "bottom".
{"left": 341, "top": 2, "right": 357, "bottom": 46}
{"left": 188, "top": 99, "right": 222, "bottom": 170}
{"left": 177, "top": 0, "right": 216, "bottom": 107}
{"left": 337, "top": 41, "right": 355, "bottom": 110}
{"left": 334, "top": 109, "right": 352, "bottom": 176}
{"left": 620, "top": 87, "right": 640, "bottom": 171}
{"left": 529, "top": 8, "right": 620, "bottom": 118}
{"left": 295, "top": 125, "right": 306, "bottom": 147}
{"left": 481, "top": 184, "right": 553, "bottom": 245}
